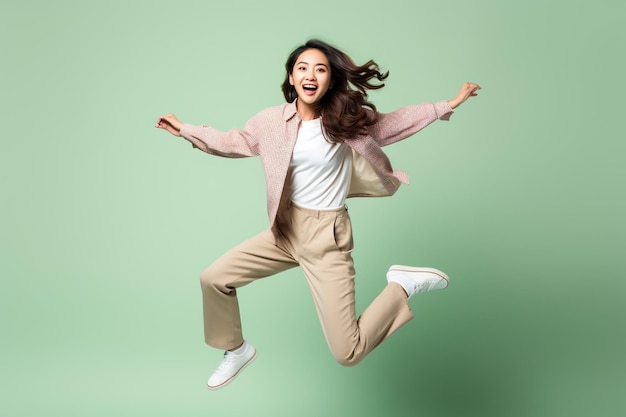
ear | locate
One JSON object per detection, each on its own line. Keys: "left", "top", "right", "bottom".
{"left": 289, "top": 74, "right": 294, "bottom": 86}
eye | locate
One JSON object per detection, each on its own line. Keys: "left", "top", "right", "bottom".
{"left": 316, "top": 68, "right": 326, "bottom": 73}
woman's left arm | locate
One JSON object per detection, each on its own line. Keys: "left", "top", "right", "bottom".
{"left": 448, "top": 82, "right": 481, "bottom": 109}
{"left": 370, "top": 101, "right": 453, "bottom": 147}
{"left": 371, "top": 82, "right": 480, "bottom": 146}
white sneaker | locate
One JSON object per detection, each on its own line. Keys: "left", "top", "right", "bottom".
{"left": 387, "top": 265, "right": 449, "bottom": 298}
{"left": 207, "top": 341, "right": 256, "bottom": 390}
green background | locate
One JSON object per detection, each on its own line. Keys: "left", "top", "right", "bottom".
{"left": 2, "top": 1, "right": 624, "bottom": 416}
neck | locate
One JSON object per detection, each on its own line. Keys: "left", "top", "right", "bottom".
{"left": 296, "top": 101, "right": 319, "bottom": 121}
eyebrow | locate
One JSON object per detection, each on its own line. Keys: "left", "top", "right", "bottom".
{"left": 296, "top": 61, "right": 329, "bottom": 68}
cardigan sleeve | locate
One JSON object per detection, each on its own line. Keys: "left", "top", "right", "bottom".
{"left": 368, "top": 100, "right": 453, "bottom": 147}
{"left": 178, "top": 115, "right": 261, "bottom": 158}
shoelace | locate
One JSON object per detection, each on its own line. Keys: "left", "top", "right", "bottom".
{"left": 214, "top": 351, "right": 239, "bottom": 373}
{"left": 413, "top": 279, "right": 437, "bottom": 294}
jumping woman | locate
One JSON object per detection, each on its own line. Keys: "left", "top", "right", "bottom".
{"left": 156, "top": 39, "right": 480, "bottom": 390}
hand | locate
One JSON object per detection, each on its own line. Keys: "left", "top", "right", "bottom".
{"left": 448, "top": 82, "right": 481, "bottom": 109}
{"left": 155, "top": 113, "right": 183, "bottom": 136}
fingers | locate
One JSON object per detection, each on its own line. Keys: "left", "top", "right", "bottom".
{"left": 155, "top": 114, "right": 182, "bottom": 136}
{"left": 449, "top": 82, "right": 481, "bottom": 109}
{"left": 155, "top": 114, "right": 174, "bottom": 128}
{"left": 461, "top": 82, "right": 481, "bottom": 101}
{"left": 465, "top": 82, "right": 481, "bottom": 93}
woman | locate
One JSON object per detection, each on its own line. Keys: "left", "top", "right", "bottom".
{"left": 156, "top": 39, "right": 480, "bottom": 390}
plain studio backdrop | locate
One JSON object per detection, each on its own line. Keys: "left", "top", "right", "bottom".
{"left": 1, "top": 1, "right": 624, "bottom": 416}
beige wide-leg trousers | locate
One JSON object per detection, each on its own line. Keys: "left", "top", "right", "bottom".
{"left": 200, "top": 202, "right": 414, "bottom": 366}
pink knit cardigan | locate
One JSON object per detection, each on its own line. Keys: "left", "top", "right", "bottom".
{"left": 179, "top": 100, "right": 453, "bottom": 228}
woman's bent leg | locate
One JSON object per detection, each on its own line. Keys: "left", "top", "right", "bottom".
{"left": 301, "top": 257, "right": 413, "bottom": 366}
{"left": 291, "top": 206, "right": 413, "bottom": 366}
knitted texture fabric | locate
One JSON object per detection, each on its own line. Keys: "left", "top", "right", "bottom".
{"left": 179, "top": 100, "right": 452, "bottom": 228}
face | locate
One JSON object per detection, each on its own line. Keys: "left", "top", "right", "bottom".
{"left": 288, "top": 48, "right": 332, "bottom": 117}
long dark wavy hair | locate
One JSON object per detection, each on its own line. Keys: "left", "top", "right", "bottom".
{"left": 281, "top": 39, "right": 389, "bottom": 142}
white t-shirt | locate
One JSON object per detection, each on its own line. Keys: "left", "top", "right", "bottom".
{"left": 288, "top": 118, "right": 353, "bottom": 209}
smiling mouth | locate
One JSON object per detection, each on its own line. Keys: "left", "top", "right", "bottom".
{"left": 302, "top": 84, "right": 318, "bottom": 92}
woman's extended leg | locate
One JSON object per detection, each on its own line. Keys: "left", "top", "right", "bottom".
{"left": 200, "top": 228, "right": 298, "bottom": 350}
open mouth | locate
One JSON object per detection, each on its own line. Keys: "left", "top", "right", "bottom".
{"left": 302, "top": 84, "right": 318, "bottom": 93}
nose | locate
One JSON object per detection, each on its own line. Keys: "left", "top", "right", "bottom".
{"left": 305, "top": 69, "right": 316, "bottom": 80}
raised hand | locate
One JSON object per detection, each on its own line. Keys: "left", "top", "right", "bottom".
{"left": 448, "top": 82, "right": 481, "bottom": 109}
{"left": 155, "top": 113, "right": 183, "bottom": 136}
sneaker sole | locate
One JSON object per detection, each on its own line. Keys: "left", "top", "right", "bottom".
{"left": 388, "top": 265, "right": 450, "bottom": 288}
{"left": 206, "top": 349, "right": 257, "bottom": 390}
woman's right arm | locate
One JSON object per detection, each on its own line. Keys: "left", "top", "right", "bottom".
{"left": 155, "top": 113, "right": 259, "bottom": 158}
{"left": 155, "top": 113, "right": 183, "bottom": 136}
